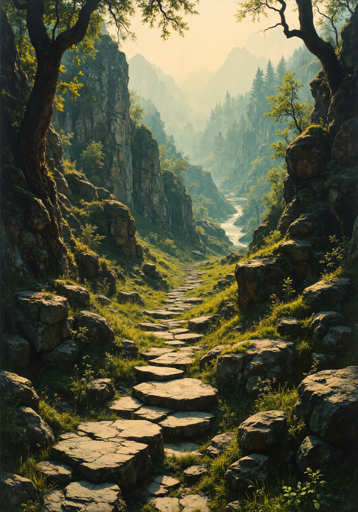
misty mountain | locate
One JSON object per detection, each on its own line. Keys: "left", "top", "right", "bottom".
{"left": 176, "top": 68, "right": 215, "bottom": 92}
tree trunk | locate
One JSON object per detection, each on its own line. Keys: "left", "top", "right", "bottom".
{"left": 17, "top": 49, "right": 68, "bottom": 274}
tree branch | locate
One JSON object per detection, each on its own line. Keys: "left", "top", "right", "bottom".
{"left": 316, "top": 5, "right": 339, "bottom": 47}
{"left": 52, "top": 0, "right": 60, "bottom": 41}
{"left": 12, "top": 0, "right": 28, "bottom": 10}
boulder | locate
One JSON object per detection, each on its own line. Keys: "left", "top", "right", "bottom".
{"left": 287, "top": 214, "right": 319, "bottom": 239}
{"left": 41, "top": 339, "right": 79, "bottom": 368}
{"left": 235, "top": 258, "right": 288, "bottom": 310}
{"left": 224, "top": 454, "right": 269, "bottom": 493}
{"left": 42, "top": 481, "right": 127, "bottom": 512}
{"left": 0, "top": 371, "right": 39, "bottom": 409}
{"left": 59, "top": 317, "right": 74, "bottom": 339}
{"left": 36, "top": 461, "right": 73, "bottom": 486}
{"left": 55, "top": 283, "right": 90, "bottom": 305}
{"left": 206, "top": 432, "right": 235, "bottom": 457}
{"left": 285, "top": 128, "right": 329, "bottom": 180}
{"left": 183, "top": 465, "right": 208, "bottom": 484}
{"left": 96, "top": 295, "right": 111, "bottom": 305}
{"left": 200, "top": 345, "right": 225, "bottom": 370}
{"left": 216, "top": 339, "right": 294, "bottom": 395}
{"left": 120, "top": 339, "right": 139, "bottom": 358}
{"left": 302, "top": 278, "right": 351, "bottom": 308}
{"left": 33, "top": 322, "right": 60, "bottom": 352}
{"left": 17, "top": 406, "right": 56, "bottom": 447}
{"left": 135, "top": 366, "right": 184, "bottom": 382}
{"left": 0, "top": 471, "right": 37, "bottom": 510}
{"left": 322, "top": 326, "right": 353, "bottom": 351}
{"left": 188, "top": 316, "right": 215, "bottom": 332}
{"left": 159, "top": 411, "right": 214, "bottom": 438}
{"left": 237, "top": 411, "right": 287, "bottom": 452}
{"left": 78, "top": 252, "right": 100, "bottom": 279}
{"left": 296, "top": 435, "right": 342, "bottom": 475}
{"left": 86, "top": 378, "right": 116, "bottom": 401}
{"left": 17, "top": 291, "right": 68, "bottom": 324}
{"left": 153, "top": 497, "right": 180, "bottom": 512}
{"left": 143, "top": 263, "right": 162, "bottom": 280}
{"left": 296, "top": 366, "right": 358, "bottom": 447}
{"left": 75, "top": 311, "right": 115, "bottom": 344}
{"left": 117, "top": 291, "right": 144, "bottom": 306}
{"left": 276, "top": 317, "right": 301, "bottom": 338}
{"left": 279, "top": 239, "right": 312, "bottom": 279}
{"left": 1, "top": 333, "right": 30, "bottom": 368}
{"left": 132, "top": 378, "right": 218, "bottom": 411}
{"left": 311, "top": 311, "right": 346, "bottom": 339}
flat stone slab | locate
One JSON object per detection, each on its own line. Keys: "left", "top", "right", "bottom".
{"left": 146, "top": 332, "right": 175, "bottom": 340}
{"left": 164, "top": 442, "right": 201, "bottom": 458}
{"left": 175, "top": 333, "right": 204, "bottom": 343}
{"left": 135, "top": 366, "right": 184, "bottom": 382}
{"left": 132, "top": 378, "right": 218, "bottom": 411}
{"left": 150, "top": 352, "right": 194, "bottom": 368}
{"left": 36, "top": 461, "right": 73, "bottom": 486}
{"left": 140, "top": 348, "right": 175, "bottom": 361}
{"left": 52, "top": 434, "right": 150, "bottom": 490}
{"left": 144, "top": 475, "right": 181, "bottom": 497}
{"left": 134, "top": 405, "right": 173, "bottom": 423}
{"left": 109, "top": 396, "right": 143, "bottom": 418}
{"left": 164, "top": 340, "right": 187, "bottom": 347}
{"left": 43, "top": 481, "right": 125, "bottom": 512}
{"left": 168, "top": 328, "right": 190, "bottom": 334}
{"left": 143, "top": 311, "right": 181, "bottom": 319}
{"left": 159, "top": 411, "right": 214, "bottom": 438}
{"left": 181, "top": 298, "right": 203, "bottom": 304}
{"left": 188, "top": 316, "right": 215, "bottom": 332}
{"left": 137, "top": 323, "right": 169, "bottom": 332}
{"left": 180, "top": 494, "right": 210, "bottom": 512}
{"left": 76, "top": 420, "right": 163, "bottom": 457}
{"left": 183, "top": 465, "right": 208, "bottom": 484}
{"left": 161, "top": 320, "right": 186, "bottom": 326}
{"left": 153, "top": 497, "right": 180, "bottom": 512}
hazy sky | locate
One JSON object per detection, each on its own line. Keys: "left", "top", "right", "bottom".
{"left": 109, "top": 0, "right": 302, "bottom": 79}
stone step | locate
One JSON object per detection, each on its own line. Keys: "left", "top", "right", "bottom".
{"left": 132, "top": 378, "right": 218, "bottom": 411}
{"left": 164, "top": 441, "right": 201, "bottom": 458}
{"left": 168, "top": 328, "right": 190, "bottom": 334}
{"left": 140, "top": 348, "right": 175, "bottom": 361}
{"left": 145, "top": 332, "right": 175, "bottom": 340}
{"left": 150, "top": 352, "right": 194, "bottom": 369}
{"left": 134, "top": 405, "right": 172, "bottom": 424}
{"left": 164, "top": 340, "right": 186, "bottom": 348}
{"left": 143, "top": 311, "right": 182, "bottom": 320}
{"left": 134, "top": 365, "right": 184, "bottom": 382}
{"left": 175, "top": 333, "right": 204, "bottom": 343}
{"left": 137, "top": 323, "right": 169, "bottom": 332}
{"left": 159, "top": 411, "right": 214, "bottom": 439}
{"left": 109, "top": 396, "right": 143, "bottom": 418}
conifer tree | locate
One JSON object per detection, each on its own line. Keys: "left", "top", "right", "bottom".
{"left": 276, "top": 56, "right": 287, "bottom": 83}
{"left": 264, "top": 60, "right": 276, "bottom": 96}
{"left": 250, "top": 67, "right": 265, "bottom": 100}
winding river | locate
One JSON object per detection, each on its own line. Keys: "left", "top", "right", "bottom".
{"left": 220, "top": 193, "right": 248, "bottom": 248}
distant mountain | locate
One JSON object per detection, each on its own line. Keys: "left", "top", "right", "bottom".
{"left": 151, "top": 63, "right": 187, "bottom": 104}
{"left": 177, "top": 68, "right": 215, "bottom": 92}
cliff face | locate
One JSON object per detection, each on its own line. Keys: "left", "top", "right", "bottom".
{"left": 56, "top": 36, "right": 134, "bottom": 207}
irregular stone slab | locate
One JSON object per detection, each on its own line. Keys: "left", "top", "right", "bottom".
{"left": 296, "top": 366, "right": 358, "bottom": 447}
{"left": 2, "top": 333, "right": 30, "bottom": 368}
{"left": 109, "top": 396, "right": 143, "bottom": 418}
{"left": 36, "top": 461, "right": 73, "bottom": 486}
{"left": 120, "top": 339, "right": 139, "bottom": 358}
{"left": 322, "top": 326, "right": 352, "bottom": 351}
{"left": 153, "top": 475, "right": 180, "bottom": 490}
{"left": 135, "top": 366, "right": 184, "bottom": 382}
{"left": 150, "top": 352, "right": 194, "bottom": 369}
{"left": 146, "top": 332, "right": 175, "bottom": 340}
{"left": 42, "top": 481, "right": 127, "bottom": 512}
{"left": 137, "top": 323, "right": 169, "bottom": 332}
{"left": 302, "top": 278, "right": 351, "bottom": 307}
{"left": 206, "top": 432, "right": 235, "bottom": 457}
{"left": 183, "top": 465, "right": 207, "bottom": 484}
{"left": 78, "top": 419, "right": 164, "bottom": 458}
{"left": 145, "top": 482, "right": 168, "bottom": 497}
{"left": 153, "top": 497, "right": 180, "bottom": 512}
{"left": 52, "top": 434, "right": 151, "bottom": 490}
{"left": 159, "top": 411, "right": 214, "bottom": 438}
{"left": 87, "top": 378, "right": 115, "bottom": 402}
{"left": 96, "top": 295, "right": 111, "bottom": 305}
{"left": 140, "top": 348, "right": 175, "bottom": 361}
{"left": 181, "top": 298, "right": 203, "bottom": 304}
{"left": 188, "top": 316, "right": 215, "bottom": 332}
{"left": 225, "top": 454, "right": 269, "bottom": 493}
{"left": 216, "top": 339, "right": 294, "bottom": 395}
{"left": 164, "top": 442, "right": 201, "bottom": 458}
{"left": 0, "top": 471, "right": 37, "bottom": 510}
{"left": 133, "top": 378, "right": 218, "bottom": 411}
{"left": 180, "top": 494, "right": 210, "bottom": 512}
{"left": 0, "top": 372, "right": 40, "bottom": 409}
{"left": 134, "top": 405, "right": 173, "bottom": 423}
{"left": 143, "top": 311, "right": 181, "bottom": 319}
{"left": 17, "top": 406, "right": 55, "bottom": 447}
{"left": 296, "top": 434, "right": 342, "bottom": 475}
{"left": 161, "top": 320, "right": 186, "bottom": 326}
{"left": 55, "top": 284, "right": 90, "bottom": 306}
{"left": 117, "top": 291, "right": 144, "bottom": 306}
{"left": 311, "top": 311, "right": 346, "bottom": 339}
{"left": 200, "top": 345, "right": 225, "bottom": 371}
{"left": 41, "top": 339, "right": 79, "bottom": 369}
{"left": 164, "top": 340, "right": 186, "bottom": 347}
{"left": 276, "top": 317, "right": 301, "bottom": 338}
{"left": 174, "top": 333, "right": 204, "bottom": 343}
{"left": 237, "top": 411, "right": 287, "bottom": 452}
{"left": 168, "top": 328, "right": 190, "bottom": 334}
{"left": 75, "top": 311, "right": 115, "bottom": 344}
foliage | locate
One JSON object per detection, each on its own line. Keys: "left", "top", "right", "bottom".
{"left": 80, "top": 223, "right": 105, "bottom": 251}
{"left": 320, "top": 235, "right": 350, "bottom": 271}
{"left": 0, "top": 393, "right": 24, "bottom": 459}
{"left": 129, "top": 90, "right": 144, "bottom": 123}
{"left": 80, "top": 141, "right": 105, "bottom": 184}
{"left": 263, "top": 230, "right": 282, "bottom": 247}
{"left": 282, "top": 469, "right": 333, "bottom": 510}
{"left": 282, "top": 277, "right": 296, "bottom": 302}
{"left": 159, "top": 144, "right": 189, "bottom": 182}
{"left": 261, "top": 164, "right": 287, "bottom": 219}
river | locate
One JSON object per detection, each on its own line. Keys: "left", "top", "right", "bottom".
{"left": 220, "top": 193, "right": 248, "bottom": 248}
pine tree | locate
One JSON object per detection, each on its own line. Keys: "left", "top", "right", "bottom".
{"left": 276, "top": 57, "right": 287, "bottom": 83}
{"left": 264, "top": 61, "right": 276, "bottom": 96}
{"left": 250, "top": 68, "right": 265, "bottom": 100}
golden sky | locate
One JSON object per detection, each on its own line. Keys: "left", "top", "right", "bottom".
{"left": 109, "top": 0, "right": 302, "bottom": 79}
